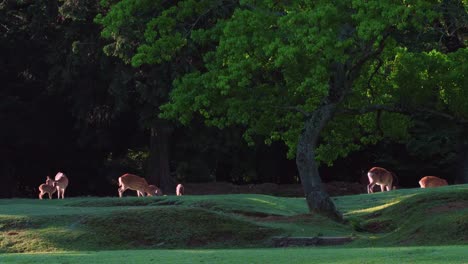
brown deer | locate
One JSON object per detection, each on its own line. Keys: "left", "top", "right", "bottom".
{"left": 367, "top": 167, "right": 396, "bottom": 193}
{"left": 118, "top": 173, "right": 154, "bottom": 197}
{"left": 54, "top": 172, "right": 69, "bottom": 199}
{"left": 176, "top": 184, "right": 184, "bottom": 196}
{"left": 147, "top": 185, "right": 163, "bottom": 196}
{"left": 419, "top": 176, "right": 448, "bottom": 188}
{"left": 38, "top": 176, "right": 56, "bottom": 200}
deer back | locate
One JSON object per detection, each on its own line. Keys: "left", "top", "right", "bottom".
{"left": 119, "top": 174, "right": 150, "bottom": 192}
{"left": 55, "top": 172, "right": 69, "bottom": 189}
{"left": 39, "top": 183, "right": 56, "bottom": 194}
{"left": 419, "top": 176, "right": 448, "bottom": 188}
{"left": 368, "top": 167, "right": 393, "bottom": 185}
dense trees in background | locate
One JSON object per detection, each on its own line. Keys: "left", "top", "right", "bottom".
{"left": 1, "top": 0, "right": 467, "bottom": 217}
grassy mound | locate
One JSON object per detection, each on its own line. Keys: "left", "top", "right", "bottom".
{"left": 347, "top": 185, "right": 468, "bottom": 246}
{"left": 0, "top": 184, "right": 466, "bottom": 253}
{"left": 0, "top": 206, "right": 276, "bottom": 253}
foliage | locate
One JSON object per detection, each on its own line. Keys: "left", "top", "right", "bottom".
{"left": 1, "top": 0, "right": 468, "bottom": 200}
{"left": 158, "top": 0, "right": 467, "bottom": 165}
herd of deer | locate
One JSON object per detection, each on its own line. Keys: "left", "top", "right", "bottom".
{"left": 38, "top": 172, "right": 185, "bottom": 200}
{"left": 38, "top": 167, "right": 448, "bottom": 199}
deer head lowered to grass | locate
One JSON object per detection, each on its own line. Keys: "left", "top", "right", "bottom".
{"left": 419, "top": 176, "right": 448, "bottom": 188}
{"left": 147, "top": 184, "right": 163, "bottom": 196}
{"left": 367, "top": 167, "right": 397, "bottom": 194}
{"left": 118, "top": 173, "right": 161, "bottom": 197}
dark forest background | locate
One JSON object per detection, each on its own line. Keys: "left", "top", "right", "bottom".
{"left": 1, "top": 0, "right": 467, "bottom": 198}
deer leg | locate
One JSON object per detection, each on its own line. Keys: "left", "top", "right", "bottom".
{"left": 118, "top": 186, "right": 127, "bottom": 198}
{"left": 39, "top": 192, "right": 43, "bottom": 200}
{"left": 380, "top": 185, "right": 385, "bottom": 192}
{"left": 367, "top": 183, "right": 375, "bottom": 194}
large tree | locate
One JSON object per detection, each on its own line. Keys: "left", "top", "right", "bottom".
{"left": 160, "top": 1, "right": 467, "bottom": 220}
{"left": 96, "top": 0, "right": 240, "bottom": 192}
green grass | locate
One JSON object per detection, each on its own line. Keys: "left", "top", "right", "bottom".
{"left": 0, "top": 184, "right": 467, "bottom": 262}
{"left": 0, "top": 246, "right": 467, "bottom": 264}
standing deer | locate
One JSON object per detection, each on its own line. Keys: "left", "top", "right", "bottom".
{"left": 38, "top": 176, "right": 56, "bottom": 200}
{"left": 54, "top": 172, "right": 69, "bottom": 199}
{"left": 419, "top": 176, "right": 448, "bottom": 188}
{"left": 367, "top": 167, "right": 396, "bottom": 194}
{"left": 118, "top": 173, "right": 155, "bottom": 197}
{"left": 176, "top": 184, "right": 184, "bottom": 196}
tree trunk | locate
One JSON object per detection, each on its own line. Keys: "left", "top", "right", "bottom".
{"left": 296, "top": 104, "right": 343, "bottom": 221}
{"left": 456, "top": 144, "right": 468, "bottom": 184}
{"left": 147, "top": 122, "right": 174, "bottom": 194}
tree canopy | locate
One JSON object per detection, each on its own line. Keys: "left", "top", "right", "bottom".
{"left": 1, "top": 0, "right": 467, "bottom": 218}
{"left": 120, "top": 0, "right": 466, "bottom": 218}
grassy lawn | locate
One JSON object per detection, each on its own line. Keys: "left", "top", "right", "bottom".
{"left": 0, "top": 184, "right": 467, "bottom": 263}
{"left": 1, "top": 246, "right": 467, "bottom": 264}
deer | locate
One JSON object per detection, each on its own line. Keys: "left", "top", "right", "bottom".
{"left": 419, "top": 176, "right": 448, "bottom": 188}
{"left": 367, "top": 167, "right": 396, "bottom": 194}
{"left": 176, "top": 184, "right": 184, "bottom": 196}
{"left": 54, "top": 172, "right": 69, "bottom": 199}
{"left": 118, "top": 173, "right": 157, "bottom": 197}
{"left": 38, "top": 176, "right": 57, "bottom": 200}
{"left": 147, "top": 184, "right": 163, "bottom": 196}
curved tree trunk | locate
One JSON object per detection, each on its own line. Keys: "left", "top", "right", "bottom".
{"left": 147, "top": 122, "right": 174, "bottom": 194}
{"left": 296, "top": 104, "right": 343, "bottom": 221}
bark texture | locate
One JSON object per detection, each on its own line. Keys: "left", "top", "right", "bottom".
{"left": 147, "top": 122, "right": 174, "bottom": 193}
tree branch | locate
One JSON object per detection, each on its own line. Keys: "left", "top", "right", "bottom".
{"left": 279, "top": 106, "right": 311, "bottom": 117}
{"left": 340, "top": 104, "right": 468, "bottom": 124}
{"left": 367, "top": 57, "right": 383, "bottom": 99}
{"left": 349, "top": 31, "right": 391, "bottom": 79}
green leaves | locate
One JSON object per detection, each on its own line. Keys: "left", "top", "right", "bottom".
{"left": 99, "top": 0, "right": 468, "bottom": 165}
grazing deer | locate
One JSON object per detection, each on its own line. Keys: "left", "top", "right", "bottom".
{"left": 118, "top": 173, "right": 154, "bottom": 197}
{"left": 38, "top": 176, "right": 56, "bottom": 200}
{"left": 176, "top": 184, "right": 184, "bottom": 196}
{"left": 367, "top": 167, "right": 396, "bottom": 194}
{"left": 54, "top": 172, "right": 69, "bottom": 199}
{"left": 147, "top": 185, "right": 163, "bottom": 196}
{"left": 419, "top": 176, "right": 448, "bottom": 188}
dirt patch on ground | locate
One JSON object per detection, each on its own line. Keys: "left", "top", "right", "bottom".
{"left": 184, "top": 181, "right": 366, "bottom": 197}
{"left": 257, "top": 214, "right": 316, "bottom": 223}
{"left": 230, "top": 211, "right": 314, "bottom": 224}
{"left": 362, "top": 220, "right": 394, "bottom": 233}
{"left": 427, "top": 201, "right": 468, "bottom": 214}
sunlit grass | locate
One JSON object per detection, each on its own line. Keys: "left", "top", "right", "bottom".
{"left": 0, "top": 184, "right": 466, "bottom": 255}
{"left": 1, "top": 246, "right": 467, "bottom": 264}
{"left": 346, "top": 200, "right": 401, "bottom": 215}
